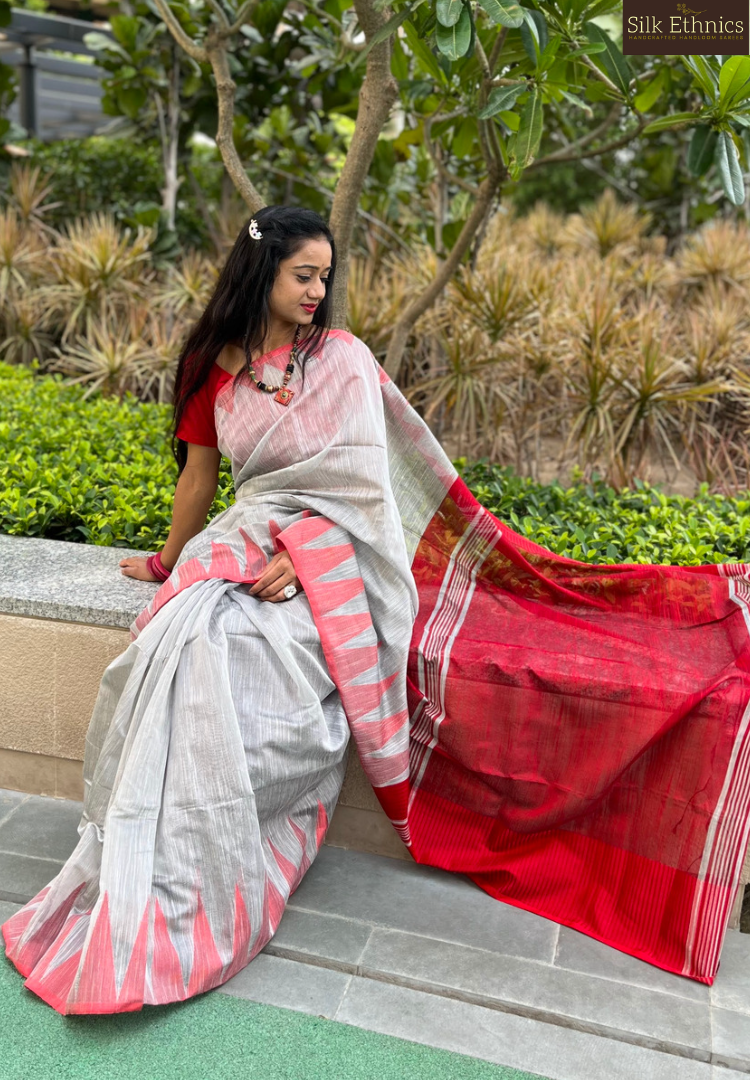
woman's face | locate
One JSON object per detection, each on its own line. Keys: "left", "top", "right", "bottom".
{"left": 269, "top": 237, "right": 333, "bottom": 328}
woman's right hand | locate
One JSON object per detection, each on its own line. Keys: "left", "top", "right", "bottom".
{"left": 119, "top": 556, "right": 161, "bottom": 581}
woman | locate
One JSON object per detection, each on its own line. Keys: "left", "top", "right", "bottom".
{"left": 4, "top": 206, "right": 750, "bottom": 1015}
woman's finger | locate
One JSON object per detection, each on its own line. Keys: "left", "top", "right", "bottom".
{"left": 259, "top": 576, "right": 301, "bottom": 602}
{"left": 255, "top": 572, "right": 294, "bottom": 599}
{"left": 249, "top": 556, "right": 291, "bottom": 595}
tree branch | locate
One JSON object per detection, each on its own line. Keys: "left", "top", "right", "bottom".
{"left": 528, "top": 111, "right": 649, "bottom": 170}
{"left": 152, "top": 0, "right": 208, "bottom": 63}
{"left": 207, "top": 38, "right": 265, "bottom": 211}
{"left": 224, "top": 0, "right": 261, "bottom": 38}
{"left": 327, "top": 0, "right": 399, "bottom": 328}
{"left": 424, "top": 112, "right": 480, "bottom": 197}
{"left": 383, "top": 162, "right": 503, "bottom": 381}
{"left": 529, "top": 100, "right": 621, "bottom": 165}
{"left": 488, "top": 26, "right": 508, "bottom": 73}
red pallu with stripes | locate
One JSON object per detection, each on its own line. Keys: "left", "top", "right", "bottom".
{"left": 392, "top": 476, "right": 750, "bottom": 984}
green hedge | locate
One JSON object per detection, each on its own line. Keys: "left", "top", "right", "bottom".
{"left": 0, "top": 363, "right": 234, "bottom": 549}
{"left": 2, "top": 362, "right": 750, "bottom": 565}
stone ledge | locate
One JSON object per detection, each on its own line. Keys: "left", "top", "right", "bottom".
{"left": 0, "top": 535, "right": 157, "bottom": 629}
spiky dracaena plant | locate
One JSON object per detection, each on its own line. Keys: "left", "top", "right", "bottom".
{"left": 40, "top": 213, "right": 155, "bottom": 345}
{"left": 671, "top": 219, "right": 750, "bottom": 294}
{"left": 155, "top": 250, "right": 219, "bottom": 319}
{"left": 129, "top": 301, "right": 189, "bottom": 404}
{"left": 51, "top": 308, "right": 150, "bottom": 399}
{"left": 0, "top": 209, "right": 46, "bottom": 316}
{"left": 404, "top": 323, "right": 505, "bottom": 457}
{"left": 0, "top": 287, "right": 55, "bottom": 367}
{"left": 4, "top": 162, "right": 62, "bottom": 239}
{"left": 611, "top": 302, "right": 726, "bottom": 485}
{"left": 565, "top": 188, "right": 652, "bottom": 261}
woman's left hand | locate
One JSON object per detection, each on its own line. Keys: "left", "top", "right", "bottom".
{"left": 248, "top": 551, "right": 303, "bottom": 603}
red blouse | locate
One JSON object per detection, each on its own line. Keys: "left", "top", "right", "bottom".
{"left": 175, "top": 364, "right": 234, "bottom": 447}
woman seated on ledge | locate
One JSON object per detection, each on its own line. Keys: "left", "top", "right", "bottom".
{"left": 4, "top": 204, "right": 750, "bottom": 1014}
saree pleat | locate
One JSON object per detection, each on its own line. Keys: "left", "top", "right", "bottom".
{"left": 4, "top": 327, "right": 750, "bottom": 1012}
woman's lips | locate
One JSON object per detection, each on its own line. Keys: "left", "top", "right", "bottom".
{"left": 301, "top": 303, "right": 317, "bottom": 310}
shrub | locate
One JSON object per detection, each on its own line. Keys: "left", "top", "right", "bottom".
{"left": 459, "top": 459, "right": 750, "bottom": 566}
{"left": 2, "top": 362, "right": 750, "bottom": 565}
{"left": 0, "top": 362, "right": 233, "bottom": 548}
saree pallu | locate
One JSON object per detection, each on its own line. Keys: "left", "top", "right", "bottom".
{"left": 4, "top": 328, "right": 750, "bottom": 1014}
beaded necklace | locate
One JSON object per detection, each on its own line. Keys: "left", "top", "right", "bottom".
{"left": 247, "top": 323, "right": 301, "bottom": 407}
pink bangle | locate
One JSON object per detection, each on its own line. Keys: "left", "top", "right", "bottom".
{"left": 146, "top": 552, "right": 171, "bottom": 582}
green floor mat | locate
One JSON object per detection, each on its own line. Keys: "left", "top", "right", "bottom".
{"left": 0, "top": 956, "right": 548, "bottom": 1080}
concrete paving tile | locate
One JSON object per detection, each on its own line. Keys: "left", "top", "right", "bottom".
{"left": 0, "top": 851, "right": 62, "bottom": 904}
{"left": 218, "top": 952, "right": 351, "bottom": 1019}
{"left": 711, "top": 1007, "right": 750, "bottom": 1072}
{"left": 555, "top": 925, "right": 709, "bottom": 1002}
{"left": 290, "top": 846, "right": 558, "bottom": 962}
{"left": 0, "top": 899, "right": 21, "bottom": 922}
{"left": 0, "top": 790, "right": 27, "bottom": 828}
{"left": 711, "top": 930, "right": 750, "bottom": 1015}
{"left": 0, "top": 794, "right": 82, "bottom": 863}
{"left": 335, "top": 978, "right": 714, "bottom": 1080}
{"left": 266, "top": 907, "right": 372, "bottom": 966}
{"left": 360, "top": 928, "right": 712, "bottom": 1058}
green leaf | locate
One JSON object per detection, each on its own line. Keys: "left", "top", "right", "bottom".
{"left": 520, "top": 9, "right": 548, "bottom": 64}
{"left": 83, "top": 31, "right": 130, "bottom": 60}
{"left": 476, "top": 83, "right": 526, "bottom": 118}
{"left": 514, "top": 87, "right": 543, "bottom": 167}
{"left": 453, "top": 115, "right": 478, "bottom": 156}
{"left": 715, "top": 129, "right": 745, "bottom": 206}
{"left": 436, "top": 3, "right": 472, "bottom": 60}
{"left": 680, "top": 55, "right": 719, "bottom": 101}
{"left": 642, "top": 111, "right": 702, "bottom": 134}
{"left": 634, "top": 68, "right": 666, "bottom": 113}
{"left": 474, "top": 0, "right": 524, "bottom": 29}
{"left": 583, "top": 21, "right": 632, "bottom": 97}
{"left": 719, "top": 55, "right": 750, "bottom": 110}
{"left": 403, "top": 21, "right": 447, "bottom": 84}
{"left": 567, "top": 43, "right": 607, "bottom": 58}
{"left": 558, "top": 89, "right": 593, "bottom": 117}
{"left": 116, "top": 85, "right": 147, "bottom": 120}
{"left": 498, "top": 109, "right": 520, "bottom": 131}
{"left": 436, "top": 0, "right": 464, "bottom": 27}
{"left": 538, "top": 34, "right": 563, "bottom": 73}
{"left": 687, "top": 126, "right": 718, "bottom": 176}
{"left": 110, "top": 14, "right": 140, "bottom": 52}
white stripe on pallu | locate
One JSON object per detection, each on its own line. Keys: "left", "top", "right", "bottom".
{"left": 409, "top": 515, "right": 496, "bottom": 783}
{"left": 408, "top": 507, "right": 499, "bottom": 809}
{"left": 683, "top": 572, "right": 750, "bottom": 977}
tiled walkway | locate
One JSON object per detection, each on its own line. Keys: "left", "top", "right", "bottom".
{"left": 1, "top": 788, "right": 749, "bottom": 1080}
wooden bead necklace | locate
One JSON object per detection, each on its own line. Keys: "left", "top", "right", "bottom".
{"left": 247, "top": 323, "right": 301, "bottom": 407}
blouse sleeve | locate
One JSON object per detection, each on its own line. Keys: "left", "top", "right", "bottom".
{"left": 175, "top": 370, "right": 220, "bottom": 447}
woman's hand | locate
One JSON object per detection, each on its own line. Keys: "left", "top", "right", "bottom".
{"left": 119, "top": 556, "right": 161, "bottom": 582}
{"left": 249, "top": 551, "right": 302, "bottom": 603}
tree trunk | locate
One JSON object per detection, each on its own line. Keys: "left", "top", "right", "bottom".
{"left": 327, "top": 0, "right": 399, "bottom": 330}
{"left": 208, "top": 37, "right": 266, "bottom": 214}
{"left": 162, "top": 43, "right": 181, "bottom": 231}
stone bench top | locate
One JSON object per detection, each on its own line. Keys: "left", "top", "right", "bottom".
{"left": 0, "top": 535, "right": 158, "bottom": 629}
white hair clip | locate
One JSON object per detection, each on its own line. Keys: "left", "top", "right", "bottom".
{"left": 248, "top": 219, "right": 263, "bottom": 240}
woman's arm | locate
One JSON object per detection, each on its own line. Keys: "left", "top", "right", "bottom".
{"left": 120, "top": 443, "right": 221, "bottom": 581}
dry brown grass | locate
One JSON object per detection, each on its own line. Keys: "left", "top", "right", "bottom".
{"left": 3, "top": 180, "right": 750, "bottom": 492}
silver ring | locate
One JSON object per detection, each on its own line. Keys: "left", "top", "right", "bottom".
{"left": 283, "top": 583, "right": 297, "bottom": 600}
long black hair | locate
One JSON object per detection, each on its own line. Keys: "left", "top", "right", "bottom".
{"left": 171, "top": 205, "right": 336, "bottom": 473}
